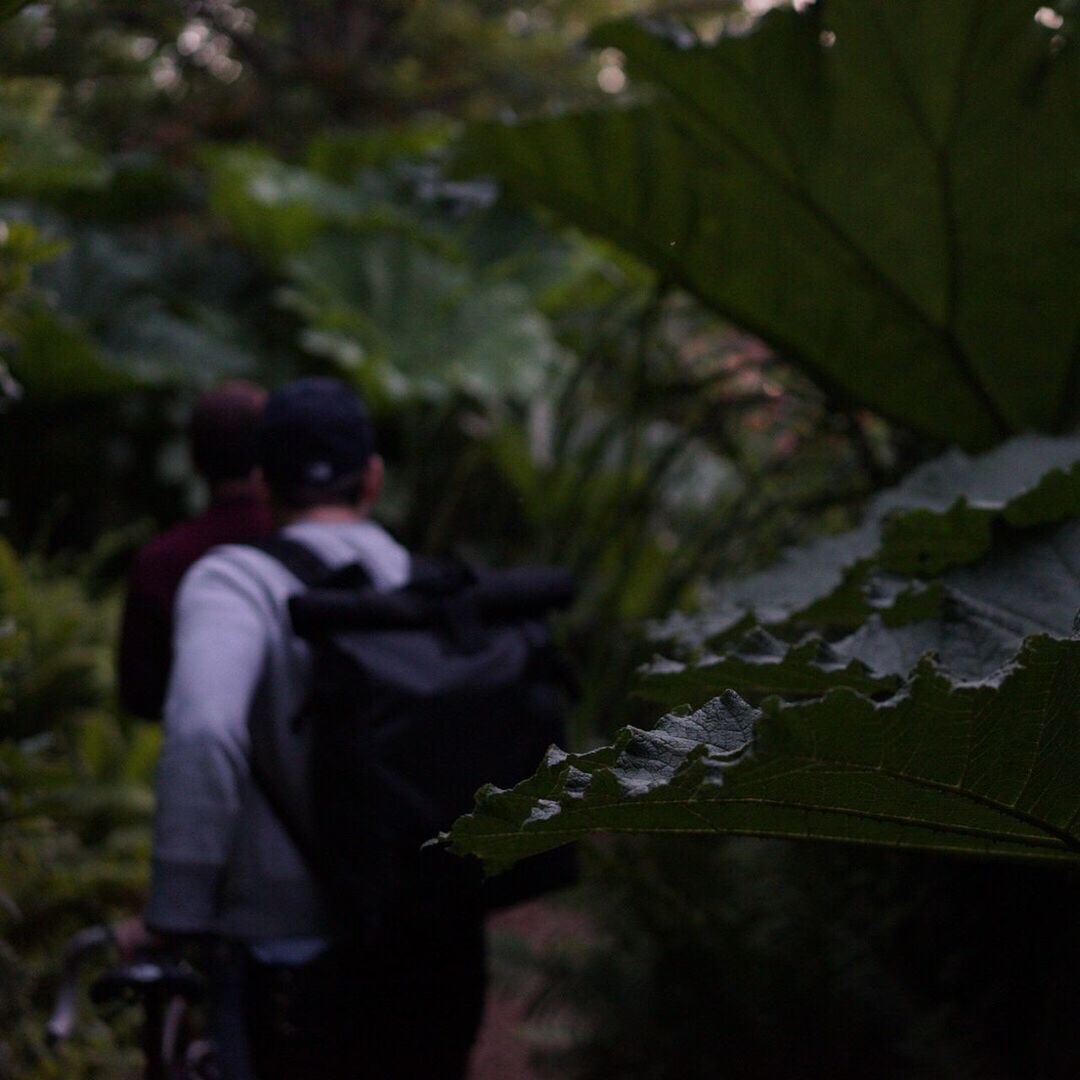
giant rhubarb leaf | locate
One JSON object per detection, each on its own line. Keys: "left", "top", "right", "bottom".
{"left": 639, "top": 628, "right": 901, "bottom": 707}
{"left": 650, "top": 434, "right": 1080, "bottom": 651}
{"left": 448, "top": 634, "right": 1080, "bottom": 871}
{"left": 457, "top": 1, "right": 1080, "bottom": 448}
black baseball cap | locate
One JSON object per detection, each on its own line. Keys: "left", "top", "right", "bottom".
{"left": 257, "top": 377, "right": 375, "bottom": 504}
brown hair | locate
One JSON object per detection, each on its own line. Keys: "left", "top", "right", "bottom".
{"left": 189, "top": 381, "right": 268, "bottom": 486}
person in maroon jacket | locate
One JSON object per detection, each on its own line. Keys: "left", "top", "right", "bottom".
{"left": 117, "top": 381, "right": 274, "bottom": 719}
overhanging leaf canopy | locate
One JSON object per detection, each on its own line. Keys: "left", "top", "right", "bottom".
{"left": 457, "top": 0, "right": 1080, "bottom": 448}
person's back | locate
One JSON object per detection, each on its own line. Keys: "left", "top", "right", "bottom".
{"left": 118, "top": 381, "right": 273, "bottom": 719}
{"left": 142, "top": 378, "right": 486, "bottom": 1079}
{"left": 148, "top": 518, "right": 410, "bottom": 941}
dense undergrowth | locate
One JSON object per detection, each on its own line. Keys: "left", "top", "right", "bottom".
{"left": 0, "top": 541, "right": 153, "bottom": 1077}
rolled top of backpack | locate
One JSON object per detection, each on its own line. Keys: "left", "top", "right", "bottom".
{"left": 289, "top": 566, "right": 576, "bottom": 640}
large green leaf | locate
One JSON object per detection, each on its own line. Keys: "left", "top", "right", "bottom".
{"left": 207, "top": 148, "right": 460, "bottom": 264}
{"left": 5, "top": 306, "right": 138, "bottom": 403}
{"left": 450, "top": 440, "right": 1080, "bottom": 869}
{"left": 646, "top": 516, "right": 1078, "bottom": 702}
{"left": 640, "top": 629, "right": 902, "bottom": 707}
{"left": 447, "top": 633, "right": 1080, "bottom": 872}
{"left": 877, "top": 461, "right": 1080, "bottom": 577}
{"left": 646, "top": 437, "right": 1080, "bottom": 694}
{"left": 0, "top": 79, "right": 109, "bottom": 196}
{"left": 0, "top": 218, "right": 64, "bottom": 312}
{"left": 282, "top": 232, "right": 560, "bottom": 403}
{"left": 17, "top": 223, "right": 259, "bottom": 391}
{"left": 207, "top": 148, "right": 380, "bottom": 261}
{"left": 835, "top": 519, "right": 1080, "bottom": 677}
{"left": 651, "top": 434, "right": 1080, "bottom": 650}
{"left": 105, "top": 298, "right": 254, "bottom": 386}
{"left": 457, "top": 1, "right": 1080, "bottom": 447}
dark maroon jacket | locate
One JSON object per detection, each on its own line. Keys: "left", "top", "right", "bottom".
{"left": 117, "top": 492, "right": 274, "bottom": 719}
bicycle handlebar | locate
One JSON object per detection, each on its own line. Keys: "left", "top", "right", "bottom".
{"left": 44, "top": 924, "right": 115, "bottom": 1047}
{"left": 45, "top": 924, "right": 215, "bottom": 1080}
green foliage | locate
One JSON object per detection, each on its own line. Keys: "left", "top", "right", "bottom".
{"left": 0, "top": 78, "right": 108, "bottom": 198}
{"left": 0, "top": 220, "right": 63, "bottom": 310}
{"left": 306, "top": 124, "right": 455, "bottom": 180}
{"left": 285, "top": 232, "right": 559, "bottom": 404}
{"left": 1, "top": 204, "right": 269, "bottom": 547}
{"left": 454, "top": 281, "right": 887, "bottom": 736}
{"left": 0, "top": 214, "right": 63, "bottom": 415}
{"left": 452, "top": 634, "right": 1080, "bottom": 871}
{"left": 0, "top": 540, "right": 154, "bottom": 1077}
{"left": 207, "top": 147, "right": 370, "bottom": 262}
{"left": 208, "top": 146, "right": 563, "bottom": 405}
{"left": 878, "top": 460, "right": 1080, "bottom": 576}
{"left": 650, "top": 433, "right": 1080, "bottom": 647}
{"left": 25, "top": 222, "right": 260, "bottom": 389}
{"left": 0, "top": 0, "right": 668, "bottom": 154}
{"left": 639, "top": 629, "right": 903, "bottom": 706}
{"left": 520, "top": 838, "right": 1080, "bottom": 1080}
{"left": 448, "top": 438, "right": 1080, "bottom": 868}
{"left": 5, "top": 306, "right": 136, "bottom": 405}
{"left": 457, "top": 1, "right": 1080, "bottom": 448}
{"left": 0, "top": 541, "right": 109, "bottom": 739}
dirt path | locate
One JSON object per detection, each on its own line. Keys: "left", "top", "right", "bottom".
{"left": 468, "top": 900, "right": 590, "bottom": 1080}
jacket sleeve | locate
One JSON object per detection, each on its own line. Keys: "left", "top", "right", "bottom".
{"left": 144, "top": 554, "right": 270, "bottom": 935}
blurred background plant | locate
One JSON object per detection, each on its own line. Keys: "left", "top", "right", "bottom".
{"left": 504, "top": 837, "right": 1080, "bottom": 1080}
{"left": 1, "top": 0, "right": 1075, "bottom": 1076}
{"left": 0, "top": 539, "right": 155, "bottom": 1078}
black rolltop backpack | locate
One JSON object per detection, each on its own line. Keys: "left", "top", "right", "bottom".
{"left": 250, "top": 537, "right": 578, "bottom": 952}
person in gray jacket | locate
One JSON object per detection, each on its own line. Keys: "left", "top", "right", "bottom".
{"left": 127, "top": 377, "right": 486, "bottom": 1079}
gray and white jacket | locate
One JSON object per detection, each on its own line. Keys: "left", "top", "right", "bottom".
{"left": 145, "top": 520, "right": 410, "bottom": 941}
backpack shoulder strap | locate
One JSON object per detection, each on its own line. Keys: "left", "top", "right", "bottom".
{"left": 243, "top": 534, "right": 335, "bottom": 881}
{"left": 247, "top": 535, "right": 332, "bottom": 588}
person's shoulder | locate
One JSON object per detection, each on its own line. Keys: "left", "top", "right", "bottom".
{"left": 136, "top": 514, "right": 211, "bottom": 565}
{"left": 181, "top": 539, "right": 291, "bottom": 585}
{"left": 130, "top": 512, "right": 225, "bottom": 596}
{"left": 284, "top": 519, "right": 410, "bottom": 590}
{"left": 127, "top": 520, "right": 205, "bottom": 608}
{"left": 175, "top": 541, "right": 294, "bottom": 613}
{"left": 134, "top": 500, "right": 271, "bottom": 579}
